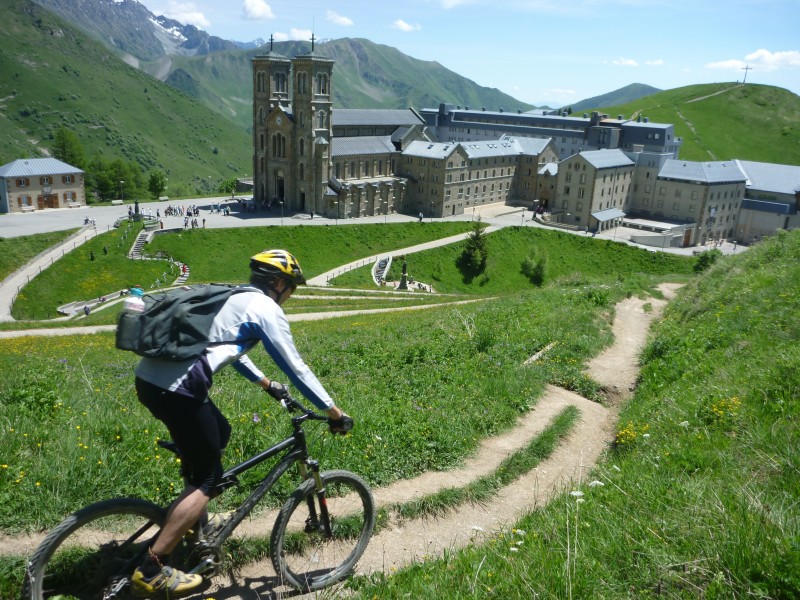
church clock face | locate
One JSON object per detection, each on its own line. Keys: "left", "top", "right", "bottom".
{"left": 276, "top": 116, "right": 283, "bottom": 126}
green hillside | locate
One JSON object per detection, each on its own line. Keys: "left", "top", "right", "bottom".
{"left": 566, "top": 82, "right": 661, "bottom": 113}
{"left": 146, "top": 38, "right": 536, "bottom": 132}
{"left": 595, "top": 83, "right": 800, "bottom": 165}
{"left": 0, "top": 0, "right": 250, "bottom": 191}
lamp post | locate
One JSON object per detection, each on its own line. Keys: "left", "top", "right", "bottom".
{"left": 120, "top": 180, "right": 124, "bottom": 202}
{"left": 333, "top": 201, "right": 339, "bottom": 225}
{"left": 429, "top": 200, "right": 433, "bottom": 223}
{"left": 278, "top": 200, "right": 284, "bottom": 226}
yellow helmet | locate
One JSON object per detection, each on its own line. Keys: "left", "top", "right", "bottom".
{"left": 250, "top": 249, "right": 306, "bottom": 285}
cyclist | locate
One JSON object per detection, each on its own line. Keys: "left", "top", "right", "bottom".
{"left": 131, "top": 249, "right": 353, "bottom": 596}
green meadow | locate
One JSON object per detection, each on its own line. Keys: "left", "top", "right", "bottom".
{"left": 0, "top": 223, "right": 797, "bottom": 599}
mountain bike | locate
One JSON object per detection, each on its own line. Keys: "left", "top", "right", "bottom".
{"left": 22, "top": 395, "right": 376, "bottom": 599}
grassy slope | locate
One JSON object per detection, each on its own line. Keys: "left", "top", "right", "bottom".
{"left": 8, "top": 222, "right": 474, "bottom": 319}
{"left": 335, "top": 225, "right": 695, "bottom": 294}
{"left": 595, "top": 83, "right": 800, "bottom": 165}
{"left": 0, "top": 229, "right": 77, "bottom": 280}
{"left": 353, "top": 230, "right": 800, "bottom": 598}
{"left": 0, "top": 0, "right": 250, "bottom": 186}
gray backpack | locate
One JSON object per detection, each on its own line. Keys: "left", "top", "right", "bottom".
{"left": 116, "top": 284, "right": 252, "bottom": 361}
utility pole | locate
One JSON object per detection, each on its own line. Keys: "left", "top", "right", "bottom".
{"left": 741, "top": 65, "right": 752, "bottom": 84}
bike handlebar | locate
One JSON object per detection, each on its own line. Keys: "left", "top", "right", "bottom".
{"left": 278, "top": 394, "right": 353, "bottom": 434}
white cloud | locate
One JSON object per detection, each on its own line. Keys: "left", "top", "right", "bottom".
{"left": 289, "top": 28, "right": 313, "bottom": 41}
{"left": 163, "top": 2, "right": 210, "bottom": 28}
{"left": 706, "top": 49, "right": 800, "bottom": 72}
{"left": 645, "top": 59, "right": 664, "bottom": 66}
{"left": 745, "top": 49, "right": 800, "bottom": 70}
{"left": 612, "top": 57, "right": 639, "bottom": 67}
{"left": 273, "top": 32, "right": 289, "bottom": 41}
{"left": 327, "top": 10, "right": 353, "bottom": 26}
{"left": 242, "top": 0, "right": 274, "bottom": 20}
{"left": 392, "top": 19, "right": 422, "bottom": 32}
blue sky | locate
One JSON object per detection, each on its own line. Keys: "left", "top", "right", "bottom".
{"left": 137, "top": 0, "right": 800, "bottom": 107}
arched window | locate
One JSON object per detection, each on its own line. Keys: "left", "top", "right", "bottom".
{"left": 297, "top": 72, "right": 307, "bottom": 94}
{"left": 318, "top": 111, "right": 326, "bottom": 129}
{"left": 260, "top": 134, "right": 265, "bottom": 150}
{"left": 257, "top": 72, "right": 266, "bottom": 93}
{"left": 274, "top": 73, "right": 287, "bottom": 93}
{"left": 299, "top": 112, "right": 305, "bottom": 128}
{"left": 299, "top": 163, "right": 305, "bottom": 179}
{"left": 316, "top": 73, "right": 328, "bottom": 95}
{"left": 271, "top": 135, "right": 277, "bottom": 157}
{"left": 299, "top": 139, "right": 304, "bottom": 156}
{"left": 259, "top": 107, "right": 265, "bottom": 124}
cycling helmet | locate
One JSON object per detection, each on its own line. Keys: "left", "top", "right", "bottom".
{"left": 250, "top": 249, "right": 306, "bottom": 286}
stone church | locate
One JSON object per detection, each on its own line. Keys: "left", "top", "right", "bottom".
{"left": 252, "top": 38, "right": 560, "bottom": 220}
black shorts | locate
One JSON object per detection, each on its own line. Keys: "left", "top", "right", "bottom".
{"left": 135, "top": 377, "right": 231, "bottom": 496}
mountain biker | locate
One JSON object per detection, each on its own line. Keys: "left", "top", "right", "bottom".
{"left": 131, "top": 249, "right": 353, "bottom": 596}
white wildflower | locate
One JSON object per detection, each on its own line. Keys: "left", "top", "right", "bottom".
{"left": 471, "top": 526, "right": 484, "bottom": 532}
{"left": 588, "top": 480, "right": 604, "bottom": 487}
{"left": 570, "top": 490, "right": 584, "bottom": 498}
{"left": 642, "top": 433, "right": 650, "bottom": 438}
{"left": 679, "top": 421, "right": 689, "bottom": 428}
{"left": 509, "top": 547, "right": 519, "bottom": 553}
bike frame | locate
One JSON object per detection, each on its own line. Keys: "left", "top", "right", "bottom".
{"left": 173, "top": 405, "right": 332, "bottom": 574}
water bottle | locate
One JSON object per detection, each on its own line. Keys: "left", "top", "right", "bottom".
{"left": 123, "top": 287, "right": 145, "bottom": 313}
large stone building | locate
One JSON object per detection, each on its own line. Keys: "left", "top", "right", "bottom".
{"left": 252, "top": 42, "right": 558, "bottom": 221}
{"left": 253, "top": 41, "right": 799, "bottom": 246}
{"left": 0, "top": 158, "right": 85, "bottom": 214}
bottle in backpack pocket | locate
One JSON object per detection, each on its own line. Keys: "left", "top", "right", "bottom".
{"left": 123, "top": 287, "right": 145, "bottom": 312}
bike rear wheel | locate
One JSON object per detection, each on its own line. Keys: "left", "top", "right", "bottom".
{"left": 22, "top": 498, "right": 166, "bottom": 600}
{"left": 270, "top": 470, "right": 375, "bottom": 592}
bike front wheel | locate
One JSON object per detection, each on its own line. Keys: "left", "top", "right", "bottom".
{"left": 270, "top": 470, "right": 375, "bottom": 592}
{"left": 22, "top": 498, "right": 166, "bottom": 600}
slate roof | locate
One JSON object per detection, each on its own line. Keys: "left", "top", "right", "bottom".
{"left": 0, "top": 158, "right": 83, "bottom": 178}
{"left": 577, "top": 149, "right": 635, "bottom": 169}
{"left": 331, "top": 136, "right": 397, "bottom": 157}
{"left": 333, "top": 109, "right": 423, "bottom": 127}
{"left": 659, "top": 159, "right": 746, "bottom": 184}
{"left": 403, "top": 136, "right": 554, "bottom": 161}
{"left": 592, "top": 208, "right": 626, "bottom": 222}
{"left": 734, "top": 160, "right": 800, "bottom": 195}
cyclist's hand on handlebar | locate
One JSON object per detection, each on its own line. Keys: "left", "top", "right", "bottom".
{"left": 265, "top": 380, "right": 291, "bottom": 402}
{"left": 328, "top": 413, "right": 354, "bottom": 435}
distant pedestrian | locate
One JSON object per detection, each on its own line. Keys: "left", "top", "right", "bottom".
{"left": 310, "top": 210, "right": 314, "bottom": 220}
{"left": 83, "top": 305, "right": 90, "bottom": 316}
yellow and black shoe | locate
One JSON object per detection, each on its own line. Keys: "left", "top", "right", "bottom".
{"left": 131, "top": 565, "right": 203, "bottom": 597}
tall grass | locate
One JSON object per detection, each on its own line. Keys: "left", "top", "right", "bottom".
{"left": 352, "top": 230, "right": 800, "bottom": 598}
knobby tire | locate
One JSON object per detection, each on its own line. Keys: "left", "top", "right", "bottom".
{"left": 270, "top": 470, "right": 375, "bottom": 592}
{"left": 22, "top": 498, "right": 166, "bottom": 600}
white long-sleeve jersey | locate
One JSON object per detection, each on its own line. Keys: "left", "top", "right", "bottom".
{"left": 134, "top": 287, "right": 333, "bottom": 410}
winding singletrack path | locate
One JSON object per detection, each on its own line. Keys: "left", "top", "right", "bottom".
{"left": 180, "top": 283, "right": 680, "bottom": 598}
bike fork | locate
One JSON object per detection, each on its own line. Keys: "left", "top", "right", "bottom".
{"left": 302, "top": 460, "right": 333, "bottom": 537}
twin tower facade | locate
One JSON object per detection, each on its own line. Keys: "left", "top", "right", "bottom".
{"left": 252, "top": 43, "right": 334, "bottom": 215}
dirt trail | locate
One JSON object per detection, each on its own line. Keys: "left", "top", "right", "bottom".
{"left": 184, "top": 283, "right": 681, "bottom": 598}
{"left": 3, "top": 284, "right": 680, "bottom": 598}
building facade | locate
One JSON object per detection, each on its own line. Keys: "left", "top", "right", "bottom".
{"left": 553, "top": 149, "right": 635, "bottom": 232}
{"left": 252, "top": 43, "right": 798, "bottom": 245}
{"left": 0, "top": 158, "right": 85, "bottom": 214}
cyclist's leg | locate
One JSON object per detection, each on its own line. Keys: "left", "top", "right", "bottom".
{"left": 134, "top": 380, "right": 230, "bottom": 589}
